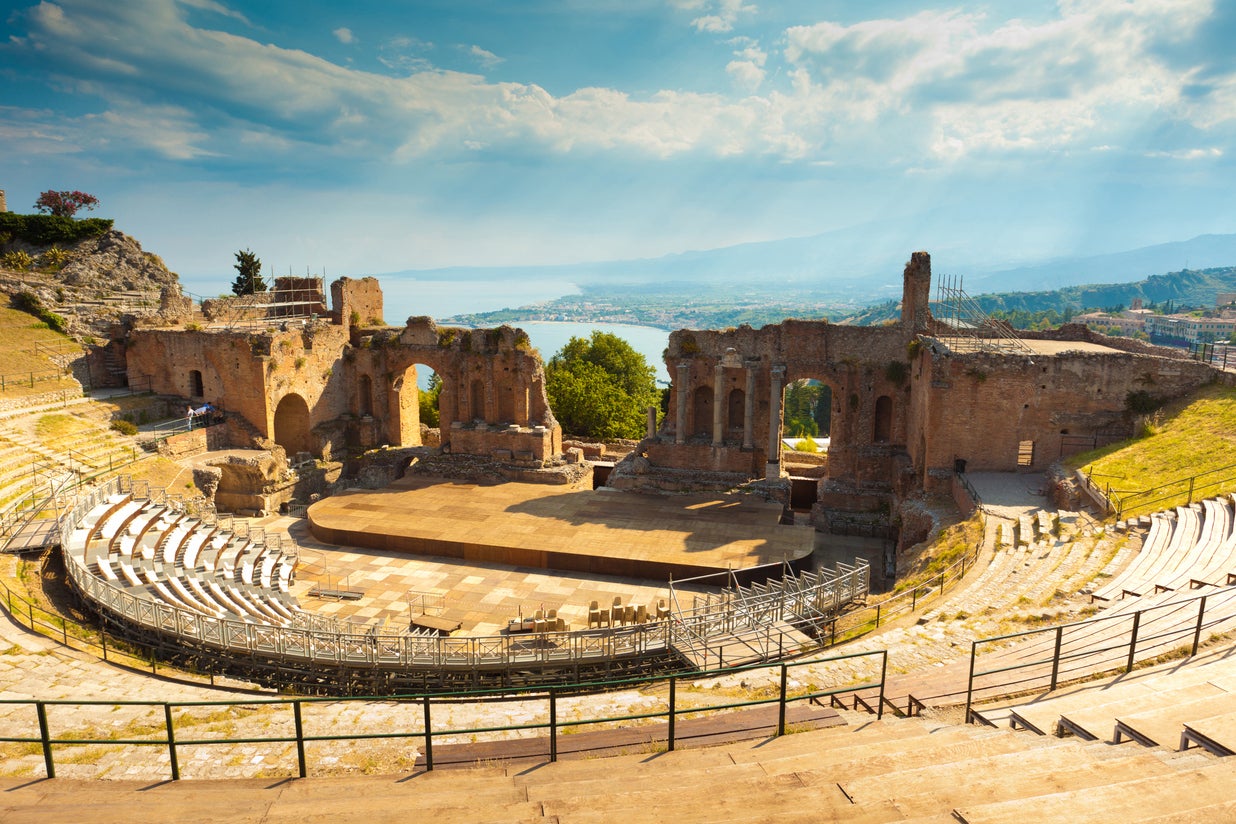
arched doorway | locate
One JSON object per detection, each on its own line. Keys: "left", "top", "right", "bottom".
{"left": 273, "top": 393, "right": 314, "bottom": 457}
{"left": 780, "top": 377, "right": 836, "bottom": 510}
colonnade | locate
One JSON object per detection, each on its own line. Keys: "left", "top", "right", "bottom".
{"left": 673, "top": 358, "right": 787, "bottom": 479}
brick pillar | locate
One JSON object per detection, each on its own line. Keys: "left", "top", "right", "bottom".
{"left": 743, "top": 360, "right": 757, "bottom": 450}
{"left": 766, "top": 364, "right": 785, "bottom": 479}
{"left": 712, "top": 363, "right": 725, "bottom": 445}
{"left": 675, "top": 360, "right": 690, "bottom": 444}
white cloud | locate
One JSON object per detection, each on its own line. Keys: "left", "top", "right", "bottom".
{"left": 1145, "top": 147, "right": 1223, "bottom": 160}
{"left": 783, "top": 1, "right": 1226, "bottom": 160}
{"left": 725, "top": 42, "right": 766, "bottom": 92}
{"left": 332, "top": 27, "right": 355, "bottom": 45}
{"left": 468, "top": 45, "right": 503, "bottom": 69}
{"left": 675, "top": 0, "right": 756, "bottom": 33}
{"left": 3, "top": 0, "right": 1233, "bottom": 173}
{"left": 176, "top": 0, "right": 251, "bottom": 26}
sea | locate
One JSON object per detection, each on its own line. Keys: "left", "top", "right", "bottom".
{"left": 377, "top": 276, "right": 673, "bottom": 387}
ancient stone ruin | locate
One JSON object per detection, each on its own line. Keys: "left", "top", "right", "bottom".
{"left": 120, "top": 253, "right": 1221, "bottom": 539}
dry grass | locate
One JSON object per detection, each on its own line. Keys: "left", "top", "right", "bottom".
{"left": 1068, "top": 384, "right": 1236, "bottom": 517}
{"left": 0, "top": 296, "right": 81, "bottom": 397}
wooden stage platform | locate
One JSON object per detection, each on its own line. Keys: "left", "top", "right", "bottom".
{"left": 307, "top": 476, "right": 816, "bottom": 581}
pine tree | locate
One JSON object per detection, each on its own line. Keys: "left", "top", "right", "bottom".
{"left": 231, "top": 248, "right": 267, "bottom": 296}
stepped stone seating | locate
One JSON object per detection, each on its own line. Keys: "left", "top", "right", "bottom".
{"left": 1092, "top": 500, "right": 1236, "bottom": 602}
{"left": 977, "top": 643, "right": 1236, "bottom": 748}
{"left": 1181, "top": 709, "right": 1236, "bottom": 756}
{"left": 70, "top": 494, "right": 311, "bottom": 636}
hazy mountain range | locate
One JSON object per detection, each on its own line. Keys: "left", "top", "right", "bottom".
{"left": 377, "top": 232, "right": 1236, "bottom": 306}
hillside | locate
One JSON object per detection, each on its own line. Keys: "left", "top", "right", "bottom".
{"left": 1066, "top": 384, "right": 1236, "bottom": 518}
{"left": 0, "top": 213, "right": 180, "bottom": 338}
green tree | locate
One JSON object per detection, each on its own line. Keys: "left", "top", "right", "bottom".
{"left": 231, "top": 248, "right": 267, "bottom": 296}
{"left": 419, "top": 372, "right": 441, "bottom": 427}
{"left": 783, "top": 379, "right": 824, "bottom": 437}
{"left": 546, "top": 331, "right": 659, "bottom": 439}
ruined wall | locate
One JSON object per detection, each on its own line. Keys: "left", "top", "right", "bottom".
{"left": 654, "top": 320, "right": 913, "bottom": 486}
{"left": 353, "top": 318, "right": 562, "bottom": 464}
{"left": 331, "top": 276, "right": 384, "bottom": 328}
{"left": 126, "top": 320, "right": 352, "bottom": 458}
{"left": 907, "top": 341, "right": 1218, "bottom": 489}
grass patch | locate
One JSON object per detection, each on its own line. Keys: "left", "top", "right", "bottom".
{"left": 0, "top": 296, "right": 80, "bottom": 397}
{"left": 1069, "top": 384, "right": 1236, "bottom": 518}
{"left": 892, "top": 514, "right": 983, "bottom": 593}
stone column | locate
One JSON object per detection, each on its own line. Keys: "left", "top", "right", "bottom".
{"left": 712, "top": 363, "right": 725, "bottom": 445}
{"left": 766, "top": 365, "right": 785, "bottom": 479}
{"left": 743, "top": 360, "right": 757, "bottom": 450}
{"left": 647, "top": 405, "right": 657, "bottom": 439}
{"left": 675, "top": 360, "right": 691, "bottom": 444}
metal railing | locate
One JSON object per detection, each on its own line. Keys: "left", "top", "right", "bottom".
{"left": 0, "top": 648, "right": 888, "bottom": 780}
{"left": 963, "top": 584, "right": 1236, "bottom": 721}
{"left": 1083, "top": 463, "right": 1236, "bottom": 519}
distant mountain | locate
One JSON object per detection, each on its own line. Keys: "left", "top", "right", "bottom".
{"left": 973, "top": 266, "right": 1236, "bottom": 315}
{"left": 370, "top": 231, "right": 1236, "bottom": 304}
{"left": 844, "top": 266, "right": 1236, "bottom": 326}
{"left": 964, "top": 234, "right": 1236, "bottom": 293}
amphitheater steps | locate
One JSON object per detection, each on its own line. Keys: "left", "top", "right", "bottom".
{"left": 952, "top": 760, "right": 1233, "bottom": 824}
{"left": 838, "top": 741, "right": 1176, "bottom": 819}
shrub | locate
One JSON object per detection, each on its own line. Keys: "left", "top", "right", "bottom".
{"left": 11, "top": 290, "right": 67, "bottom": 333}
{"left": 38, "top": 246, "right": 72, "bottom": 269}
{"left": 2, "top": 250, "right": 34, "bottom": 271}
{"left": 794, "top": 435, "right": 819, "bottom": 452}
{"left": 110, "top": 419, "right": 138, "bottom": 436}
{"left": 0, "top": 213, "right": 112, "bottom": 245}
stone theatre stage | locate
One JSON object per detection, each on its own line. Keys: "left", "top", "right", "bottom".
{"left": 307, "top": 476, "right": 815, "bottom": 580}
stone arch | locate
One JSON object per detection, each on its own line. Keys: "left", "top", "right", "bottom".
{"left": 691, "top": 385, "right": 713, "bottom": 437}
{"left": 873, "top": 395, "right": 893, "bottom": 443}
{"left": 358, "top": 374, "right": 373, "bottom": 417}
{"left": 273, "top": 393, "right": 314, "bottom": 457}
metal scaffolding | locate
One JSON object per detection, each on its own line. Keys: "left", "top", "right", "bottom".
{"left": 930, "top": 273, "right": 1034, "bottom": 354}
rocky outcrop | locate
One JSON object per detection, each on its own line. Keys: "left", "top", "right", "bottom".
{"left": 55, "top": 230, "right": 178, "bottom": 294}
{"left": 0, "top": 228, "right": 184, "bottom": 341}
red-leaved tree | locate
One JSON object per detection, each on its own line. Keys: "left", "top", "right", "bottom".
{"left": 33, "top": 190, "right": 100, "bottom": 218}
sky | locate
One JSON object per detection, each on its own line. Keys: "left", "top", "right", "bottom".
{"left": 3, "top": 0, "right": 1236, "bottom": 288}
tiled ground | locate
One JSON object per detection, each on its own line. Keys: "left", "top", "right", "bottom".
{"left": 283, "top": 517, "right": 708, "bottom": 636}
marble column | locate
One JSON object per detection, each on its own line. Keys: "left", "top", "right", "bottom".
{"left": 766, "top": 364, "right": 785, "bottom": 479}
{"left": 646, "top": 405, "right": 657, "bottom": 440}
{"left": 712, "top": 363, "right": 725, "bottom": 445}
{"left": 675, "top": 360, "right": 691, "bottom": 444}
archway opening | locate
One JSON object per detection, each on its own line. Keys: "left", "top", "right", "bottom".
{"left": 189, "top": 369, "right": 203, "bottom": 398}
{"left": 273, "top": 393, "right": 314, "bottom": 458}
{"left": 780, "top": 378, "right": 835, "bottom": 509}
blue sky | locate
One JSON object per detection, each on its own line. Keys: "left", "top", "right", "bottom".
{"left": 3, "top": 0, "right": 1235, "bottom": 286}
